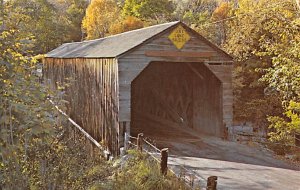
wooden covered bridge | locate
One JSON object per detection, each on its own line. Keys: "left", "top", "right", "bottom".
{"left": 44, "top": 21, "right": 233, "bottom": 155}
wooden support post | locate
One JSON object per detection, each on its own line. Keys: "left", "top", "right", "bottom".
{"left": 137, "top": 133, "right": 143, "bottom": 152}
{"left": 124, "top": 132, "right": 129, "bottom": 150}
{"left": 223, "top": 123, "right": 228, "bottom": 140}
{"left": 160, "top": 148, "right": 168, "bottom": 175}
{"left": 105, "top": 152, "right": 111, "bottom": 161}
{"left": 190, "top": 174, "right": 195, "bottom": 188}
{"left": 207, "top": 176, "right": 218, "bottom": 190}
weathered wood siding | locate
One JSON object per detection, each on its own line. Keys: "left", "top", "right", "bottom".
{"left": 206, "top": 64, "right": 233, "bottom": 128}
{"left": 43, "top": 58, "right": 120, "bottom": 154}
{"left": 118, "top": 24, "right": 232, "bottom": 136}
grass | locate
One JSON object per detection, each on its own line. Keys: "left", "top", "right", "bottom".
{"left": 90, "top": 149, "right": 191, "bottom": 190}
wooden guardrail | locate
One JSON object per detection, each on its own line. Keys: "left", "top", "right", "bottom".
{"left": 50, "top": 99, "right": 218, "bottom": 189}
{"left": 48, "top": 98, "right": 111, "bottom": 158}
{"left": 128, "top": 134, "right": 169, "bottom": 174}
{"left": 128, "top": 133, "right": 218, "bottom": 190}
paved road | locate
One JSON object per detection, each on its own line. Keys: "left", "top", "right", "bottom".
{"left": 148, "top": 127, "right": 300, "bottom": 190}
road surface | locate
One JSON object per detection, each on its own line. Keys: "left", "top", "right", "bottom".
{"left": 147, "top": 126, "right": 300, "bottom": 190}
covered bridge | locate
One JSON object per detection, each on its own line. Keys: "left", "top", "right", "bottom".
{"left": 44, "top": 21, "right": 233, "bottom": 155}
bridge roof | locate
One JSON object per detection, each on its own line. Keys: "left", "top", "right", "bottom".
{"left": 46, "top": 21, "right": 180, "bottom": 58}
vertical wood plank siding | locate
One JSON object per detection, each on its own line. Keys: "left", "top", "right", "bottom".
{"left": 43, "top": 58, "right": 120, "bottom": 155}
{"left": 118, "top": 28, "right": 233, "bottom": 136}
{"left": 206, "top": 64, "right": 233, "bottom": 128}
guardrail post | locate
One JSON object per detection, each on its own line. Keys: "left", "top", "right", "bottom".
{"left": 190, "top": 174, "right": 195, "bottom": 187}
{"left": 124, "top": 132, "right": 129, "bottom": 150}
{"left": 160, "top": 148, "right": 168, "bottom": 175}
{"left": 105, "top": 152, "right": 111, "bottom": 161}
{"left": 137, "top": 133, "right": 143, "bottom": 152}
{"left": 223, "top": 123, "right": 228, "bottom": 140}
{"left": 207, "top": 176, "right": 218, "bottom": 190}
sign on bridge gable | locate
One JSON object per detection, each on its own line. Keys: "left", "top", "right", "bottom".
{"left": 168, "top": 25, "right": 191, "bottom": 49}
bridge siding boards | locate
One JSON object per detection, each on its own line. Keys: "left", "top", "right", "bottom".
{"left": 44, "top": 21, "right": 233, "bottom": 155}
{"left": 43, "top": 58, "right": 119, "bottom": 154}
{"left": 207, "top": 64, "right": 233, "bottom": 128}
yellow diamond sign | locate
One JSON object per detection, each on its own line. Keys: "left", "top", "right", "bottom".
{"left": 168, "top": 25, "right": 190, "bottom": 49}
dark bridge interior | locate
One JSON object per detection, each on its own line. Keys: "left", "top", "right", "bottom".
{"left": 131, "top": 61, "right": 222, "bottom": 140}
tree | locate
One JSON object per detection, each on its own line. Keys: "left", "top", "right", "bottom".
{"left": 173, "top": 0, "right": 218, "bottom": 21}
{"left": 268, "top": 101, "right": 300, "bottom": 147}
{"left": 122, "top": 0, "right": 175, "bottom": 23}
{"left": 211, "top": 1, "right": 233, "bottom": 45}
{"left": 0, "top": 14, "right": 111, "bottom": 189}
{"left": 109, "top": 16, "right": 144, "bottom": 35}
{"left": 224, "top": 0, "right": 300, "bottom": 145}
{"left": 3, "top": 0, "right": 66, "bottom": 53}
{"left": 172, "top": 0, "right": 223, "bottom": 44}
{"left": 82, "top": 0, "right": 119, "bottom": 39}
{"left": 0, "top": 3, "right": 111, "bottom": 188}
{"left": 4, "top": 0, "right": 84, "bottom": 53}
{"left": 63, "top": 0, "right": 88, "bottom": 41}
{"left": 0, "top": 24, "right": 54, "bottom": 188}
{"left": 2, "top": 0, "right": 87, "bottom": 54}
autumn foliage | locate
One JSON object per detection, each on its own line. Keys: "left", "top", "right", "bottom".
{"left": 1, "top": 0, "right": 300, "bottom": 187}
{"left": 109, "top": 16, "right": 144, "bottom": 35}
{"left": 82, "top": 0, "right": 119, "bottom": 39}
